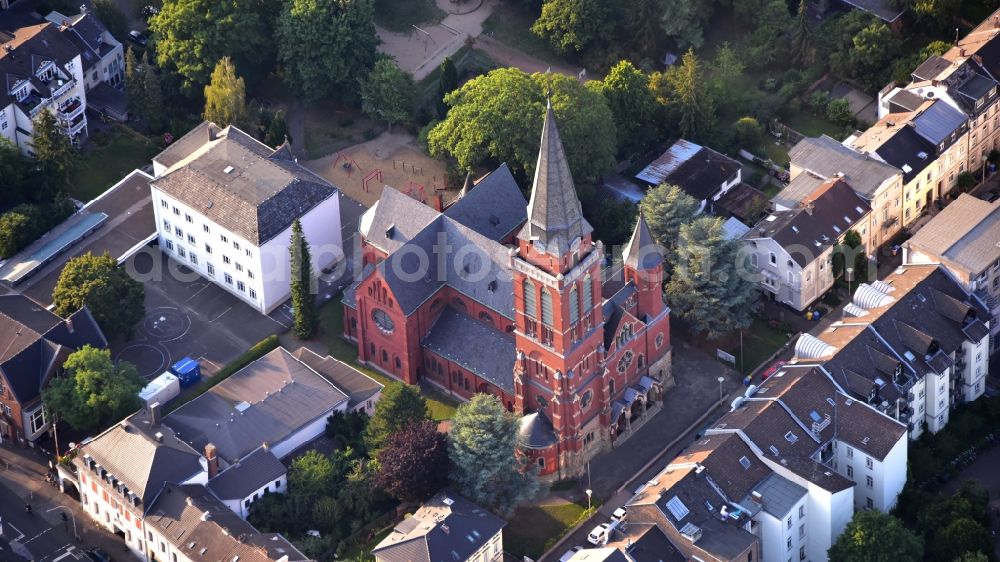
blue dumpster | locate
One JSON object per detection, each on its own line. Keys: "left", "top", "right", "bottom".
{"left": 170, "top": 357, "right": 202, "bottom": 387}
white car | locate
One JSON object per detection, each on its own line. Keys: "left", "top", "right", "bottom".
{"left": 611, "top": 507, "right": 627, "bottom": 523}
{"left": 587, "top": 523, "right": 611, "bottom": 546}
{"left": 558, "top": 546, "right": 584, "bottom": 562}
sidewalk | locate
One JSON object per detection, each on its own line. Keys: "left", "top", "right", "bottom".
{"left": 0, "top": 444, "right": 142, "bottom": 561}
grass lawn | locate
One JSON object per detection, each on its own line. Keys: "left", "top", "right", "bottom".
{"left": 763, "top": 141, "right": 790, "bottom": 168}
{"left": 736, "top": 318, "right": 792, "bottom": 376}
{"left": 317, "top": 299, "right": 459, "bottom": 421}
{"left": 301, "top": 101, "right": 382, "bottom": 160}
{"left": 481, "top": 3, "right": 572, "bottom": 69}
{"left": 504, "top": 501, "right": 595, "bottom": 559}
{"left": 69, "top": 128, "right": 158, "bottom": 202}
{"left": 374, "top": 0, "right": 446, "bottom": 32}
{"left": 340, "top": 528, "right": 391, "bottom": 562}
{"left": 783, "top": 109, "right": 844, "bottom": 139}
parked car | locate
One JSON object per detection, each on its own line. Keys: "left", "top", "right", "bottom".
{"left": 558, "top": 546, "right": 584, "bottom": 562}
{"left": 985, "top": 190, "right": 1000, "bottom": 203}
{"left": 587, "top": 523, "right": 611, "bottom": 546}
{"left": 611, "top": 507, "right": 627, "bottom": 523}
{"left": 127, "top": 30, "right": 148, "bottom": 47}
{"left": 84, "top": 548, "right": 113, "bottom": 562}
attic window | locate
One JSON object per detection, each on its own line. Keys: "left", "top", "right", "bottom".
{"left": 223, "top": 165, "right": 234, "bottom": 174}
{"left": 844, "top": 216, "right": 851, "bottom": 225}
{"left": 826, "top": 397, "right": 836, "bottom": 407}
{"left": 487, "top": 280, "right": 497, "bottom": 292}
{"left": 739, "top": 456, "right": 751, "bottom": 469}
{"left": 791, "top": 225, "right": 799, "bottom": 234}
{"left": 784, "top": 431, "right": 798, "bottom": 443}
{"left": 769, "top": 445, "right": 779, "bottom": 455}
{"left": 855, "top": 206, "right": 864, "bottom": 214}
{"left": 385, "top": 225, "right": 395, "bottom": 239}
{"left": 833, "top": 225, "right": 842, "bottom": 233}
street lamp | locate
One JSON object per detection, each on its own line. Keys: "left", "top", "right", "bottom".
{"left": 846, "top": 267, "right": 854, "bottom": 297}
{"left": 717, "top": 376, "right": 725, "bottom": 402}
{"left": 585, "top": 489, "right": 593, "bottom": 512}
{"left": 983, "top": 152, "right": 989, "bottom": 184}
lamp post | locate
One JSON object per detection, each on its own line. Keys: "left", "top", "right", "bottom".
{"left": 585, "top": 489, "right": 593, "bottom": 512}
{"left": 983, "top": 152, "right": 989, "bottom": 184}
{"left": 846, "top": 267, "right": 854, "bottom": 297}
{"left": 717, "top": 376, "right": 725, "bottom": 402}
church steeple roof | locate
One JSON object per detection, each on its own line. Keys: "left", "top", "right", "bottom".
{"left": 518, "top": 101, "right": 592, "bottom": 256}
{"left": 622, "top": 210, "right": 662, "bottom": 270}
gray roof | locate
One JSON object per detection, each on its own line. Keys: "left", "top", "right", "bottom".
{"left": 359, "top": 186, "right": 441, "bottom": 254}
{"left": 907, "top": 193, "right": 1000, "bottom": 275}
{"left": 886, "top": 89, "right": 927, "bottom": 112}
{"left": 622, "top": 212, "right": 662, "bottom": 271}
{"left": 207, "top": 446, "right": 286, "bottom": 500}
{"left": 519, "top": 103, "right": 593, "bottom": 256}
{"left": 372, "top": 491, "right": 505, "bottom": 562}
{"left": 912, "top": 100, "right": 968, "bottom": 145}
{"left": 636, "top": 140, "right": 741, "bottom": 201}
{"left": 78, "top": 410, "right": 203, "bottom": 505}
{"left": 290, "top": 347, "right": 383, "bottom": 409}
{"left": 151, "top": 124, "right": 338, "bottom": 245}
{"left": 747, "top": 472, "right": 807, "bottom": 518}
{"left": 839, "top": 0, "right": 904, "bottom": 22}
{"left": 444, "top": 163, "right": 528, "bottom": 241}
{"left": 146, "top": 484, "right": 308, "bottom": 562}
{"left": 421, "top": 308, "right": 515, "bottom": 394}
{"left": 567, "top": 548, "right": 631, "bottom": 562}
{"left": 517, "top": 412, "right": 557, "bottom": 449}
{"left": 772, "top": 172, "right": 826, "bottom": 209}
{"left": 164, "top": 347, "right": 348, "bottom": 463}
{"left": 787, "top": 135, "right": 899, "bottom": 198}
{"left": 872, "top": 125, "right": 936, "bottom": 183}
{"left": 0, "top": 23, "right": 80, "bottom": 110}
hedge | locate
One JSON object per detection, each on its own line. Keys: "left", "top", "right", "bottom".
{"left": 164, "top": 334, "right": 280, "bottom": 413}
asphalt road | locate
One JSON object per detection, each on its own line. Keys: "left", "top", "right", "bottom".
{"left": 0, "top": 479, "right": 86, "bottom": 562}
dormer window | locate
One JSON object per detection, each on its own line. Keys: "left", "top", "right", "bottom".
{"left": 14, "top": 86, "right": 27, "bottom": 101}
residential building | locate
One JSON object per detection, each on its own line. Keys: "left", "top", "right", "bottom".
{"left": 744, "top": 178, "right": 871, "bottom": 311}
{"left": 0, "top": 295, "right": 106, "bottom": 445}
{"left": 0, "top": 22, "right": 89, "bottom": 153}
{"left": 45, "top": 7, "right": 124, "bottom": 90}
{"left": 621, "top": 363, "right": 907, "bottom": 562}
{"left": 150, "top": 122, "right": 343, "bottom": 314}
{"left": 372, "top": 491, "right": 505, "bottom": 562}
{"left": 905, "top": 193, "right": 1000, "bottom": 351}
{"left": 830, "top": 0, "right": 904, "bottom": 30}
{"left": 778, "top": 135, "right": 903, "bottom": 248}
{"left": 72, "top": 346, "right": 375, "bottom": 558}
{"left": 290, "top": 347, "right": 384, "bottom": 415}
{"left": 792, "top": 264, "right": 990, "bottom": 438}
{"left": 343, "top": 104, "right": 672, "bottom": 479}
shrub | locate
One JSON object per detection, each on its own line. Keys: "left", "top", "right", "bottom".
{"left": 826, "top": 98, "right": 855, "bottom": 126}
{"left": 808, "top": 90, "right": 831, "bottom": 111}
{"left": 956, "top": 171, "right": 977, "bottom": 192}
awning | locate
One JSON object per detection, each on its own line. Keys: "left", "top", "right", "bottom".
{"left": 638, "top": 376, "right": 657, "bottom": 392}
{"left": 624, "top": 387, "right": 641, "bottom": 404}
{"left": 611, "top": 401, "right": 627, "bottom": 422}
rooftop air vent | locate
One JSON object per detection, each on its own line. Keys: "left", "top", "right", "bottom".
{"left": 223, "top": 165, "right": 234, "bottom": 174}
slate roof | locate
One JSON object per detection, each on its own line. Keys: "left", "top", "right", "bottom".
{"left": 421, "top": 307, "right": 515, "bottom": 394}
{"left": 359, "top": 186, "right": 441, "bottom": 254}
{"left": 617, "top": 525, "right": 685, "bottom": 562}
{"left": 372, "top": 491, "right": 506, "bottom": 562}
{"left": 911, "top": 100, "right": 968, "bottom": 146}
{"left": 622, "top": 212, "right": 662, "bottom": 271}
{"left": 146, "top": 483, "right": 308, "bottom": 562}
{"left": 636, "top": 139, "right": 741, "bottom": 201}
{"left": 46, "top": 10, "right": 116, "bottom": 72}
{"left": 786, "top": 135, "right": 900, "bottom": 199}
{"left": 290, "top": 347, "right": 383, "bottom": 410}
{"left": 444, "top": 163, "right": 528, "bottom": 241}
{"left": 912, "top": 55, "right": 952, "bottom": 81}
{"left": 207, "top": 446, "right": 286, "bottom": 500}
{"left": 747, "top": 472, "right": 807, "bottom": 519}
{"left": 713, "top": 183, "right": 769, "bottom": 224}
{"left": 517, "top": 411, "right": 557, "bottom": 449}
{"left": 164, "top": 347, "right": 348, "bottom": 463}
{"left": 0, "top": 23, "right": 80, "bottom": 110}
{"left": 907, "top": 193, "right": 1000, "bottom": 275}
{"left": 519, "top": 103, "right": 593, "bottom": 256}
{"left": 747, "top": 179, "right": 870, "bottom": 267}
{"left": 872, "top": 125, "right": 937, "bottom": 183}
{"left": 79, "top": 409, "right": 203, "bottom": 505}
{"left": 566, "top": 548, "right": 631, "bottom": 562}
{"left": 885, "top": 89, "right": 927, "bottom": 112}
{"left": 151, "top": 123, "right": 338, "bottom": 245}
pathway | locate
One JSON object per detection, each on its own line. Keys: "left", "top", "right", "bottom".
{"left": 473, "top": 36, "right": 581, "bottom": 78}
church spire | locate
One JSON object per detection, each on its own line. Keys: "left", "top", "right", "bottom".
{"left": 622, "top": 210, "right": 662, "bottom": 271}
{"left": 519, "top": 101, "right": 592, "bottom": 256}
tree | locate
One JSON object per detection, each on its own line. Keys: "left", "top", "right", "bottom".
{"left": 666, "top": 49, "right": 714, "bottom": 141}
{"left": 908, "top": 0, "right": 961, "bottom": 34}
{"left": 953, "top": 553, "right": 989, "bottom": 562}
{"left": 140, "top": 52, "right": 165, "bottom": 132}
{"left": 93, "top": 0, "right": 129, "bottom": 47}
{"left": 52, "top": 252, "right": 145, "bottom": 340}
{"left": 828, "top": 510, "right": 923, "bottom": 562}
{"left": 826, "top": 98, "right": 855, "bottom": 126}
{"left": 0, "top": 205, "right": 37, "bottom": 259}
{"left": 376, "top": 420, "right": 450, "bottom": 502}
{"left": 733, "top": 117, "right": 764, "bottom": 152}
{"left": 666, "top": 216, "right": 757, "bottom": 338}
{"left": 263, "top": 110, "right": 289, "bottom": 147}
{"left": 449, "top": 394, "right": 542, "bottom": 515}
{"left": 790, "top": 0, "right": 815, "bottom": 67}
{"left": 124, "top": 47, "right": 143, "bottom": 117}
{"left": 640, "top": 183, "right": 698, "bottom": 270}
{"left": 619, "top": 0, "right": 662, "bottom": 55}
{"left": 741, "top": 0, "right": 792, "bottom": 68}
{"left": 660, "top": 0, "right": 708, "bottom": 50}
{"left": 359, "top": 59, "right": 415, "bottom": 132}
{"left": 32, "top": 110, "right": 76, "bottom": 183}
{"left": 833, "top": 20, "right": 899, "bottom": 93}
{"left": 150, "top": 0, "right": 270, "bottom": 92}
{"left": 325, "top": 410, "right": 368, "bottom": 453}
{"left": 277, "top": 0, "right": 378, "bottom": 102}
{"left": 363, "top": 383, "right": 429, "bottom": 452}
{"left": 289, "top": 219, "right": 316, "bottom": 339}
{"left": 203, "top": 57, "right": 248, "bottom": 128}
{"left": 709, "top": 42, "right": 745, "bottom": 104}
{"left": 428, "top": 68, "right": 616, "bottom": 185}
{"left": 587, "top": 61, "right": 658, "bottom": 158}
{"left": 928, "top": 518, "right": 992, "bottom": 562}
{"left": 41, "top": 346, "right": 144, "bottom": 430}
{"left": 531, "top": 0, "right": 611, "bottom": 54}
{"left": 436, "top": 57, "right": 459, "bottom": 119}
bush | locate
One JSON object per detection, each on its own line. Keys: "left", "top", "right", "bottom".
{"left": 826, "top": 98, "right": 855, "bottom": 126}
{"left": 760, "top": 77, "right": 779, "bottom": 92}
{"left": 164, "top": 335, "right": 279, "bottom": 413}
{"left": 956, "top": 171, "right": 977, "bottom": 192}
{"left": 808, "top": 90, "right": 831, "bottom": 111}
{"left": 0, "top": 199, "right": 75, "bottom": 259}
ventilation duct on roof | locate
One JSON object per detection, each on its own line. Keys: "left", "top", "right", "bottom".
{"left": 854, "top": 283, "right": 895, "bottom": 309}
{"left": 843, "top": 303, "right": 869, "bottom": 317}
{"left": 795, "top": 333, "right": 837, "bottom": 359}
{"left": 871, "top": 280, "right": 894, "bottom": 293}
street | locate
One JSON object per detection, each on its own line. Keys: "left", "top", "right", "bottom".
{"left": 0, "top": 478, "right": 84, "bottom": 562}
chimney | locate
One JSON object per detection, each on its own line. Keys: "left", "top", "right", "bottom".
{"left": 960, "top": 48, "right": 967, "bottom": 57}
{"left": 64, "top": 317, "right": 74, "bottom": 333}
{"left": 205, "top": 443, "right": 219, "bottom": 479}
{"left": 261, "top": 441, "right": 269, "bottom": 452}
{"left": 751, "top": 491, "right": 763, "bottom": 504}
{"left": 79, "top": 4, "right": 88, "bottom": 14}
{"left": 805, "top": 202, "right": 814, "bottom": 215}
{"left": 148, "top": 402, "right": 161, "bottom": 426}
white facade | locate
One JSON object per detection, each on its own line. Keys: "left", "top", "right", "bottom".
{"left": 830, "top": 436, "right": 907, "bottom": 513}
{"left": 746, "top": 237, "right": 835, "bottom": 312}
{"left": 45, "top": 10, "right": 125, "bottom": 90}
{"left": 222, "top": 474, "right": 287, "bottom": 520}
{"left": 754, "top": 493, "right": 810, "bottom": 562}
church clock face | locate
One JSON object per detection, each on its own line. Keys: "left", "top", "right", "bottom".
{"left": 617, "top": 350, "right": 634, "bottom": 373}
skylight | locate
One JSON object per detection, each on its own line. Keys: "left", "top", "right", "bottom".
{"left": 666, "top": 496, "right": 690, "bottom": 520}
{"left": 739, "top": 456, "right": 751, "bottom": 469}
{"left": 785, "top": 431, "right": 798, "bottom": 443}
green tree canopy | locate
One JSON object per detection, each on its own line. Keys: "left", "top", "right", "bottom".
{"left": 363, "top": 383, "right": 429, "bottom": 452}
{"left": 93, "top": 0, "right": 129, "bottom": 47}
{"left": 587, "top": 60, "right": 658, "bottom": 158}
{"left": 360, "top": 58, "right": 415, "bottom": 132}
{"left": 828, "top": 510, "right": 923, "bottom": 562}
{"left": 150, "top": 0, "right": 270, "bottom": 92}
{"left": 666, "top": 49, "right": 714, "bottom": 141}
{"left": 448, "top": 394, "right": 542, "bottom": 515}
{"left": 734, "top": 116, "right": 765, "bottom": 153}
{"left": 790, "top": 0, "right": 815, "bottom": 67}
{"left": 32, "top": 110, "right": 76, "bottom": 182}
{"left": 531, "top": 0, "right": 611, "bottom": 54}
{"left": 666, "top": 216, "right": 757, "bottom": 338}
{"left": 437, "top": 57, "right": 459, "bottom": 119}
{"left": 203, "top": 57, "right": 248, "bottom": 128}
{"left": 277, "top": 0, "right": 378, "bottom": 102}
{"left": 639, "top": 183, "right": 698, "bottom": 270}
{"left": 660, "top": 0, "right": 710, "bottom": 50}
{"left": 0, "top": 205, "right": 39, "bottom": 259}
{"left": 708, "top": 42, "right": 745, "bottom": 104}
{"left": 52, "top": 252, "right": 145, "bottom": 340}
{"left": 376, "top": 420, "right": 450, "bottom": 502}
{"left": 41, "top": 346, "right": 144, "bottom": 430}
{"left": 429, "top": 68, "right": 616, "bottom": 185}
{"left": 289, "top": 219, "right": 316, "bottom": 339}
{"left": 928, "top": 518, "right": 993, "bottom": 562}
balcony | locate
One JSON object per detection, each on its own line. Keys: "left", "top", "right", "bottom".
{"left": 58, "top": 97, "right": 84, "bottom": 119}
{"left": 49, "top": 77, "right": 75, "bottom": 100}
{"left": 62, "top": 113, "right": 87, "bottom": 137}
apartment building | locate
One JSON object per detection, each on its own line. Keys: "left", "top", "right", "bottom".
{"left": 150, "top": 122, "right": 343, "bottom": 314}
{"left": 372, "top": 491, "right": 506, "bottom": 562}
{"left": 793, "top": 264, "right": 990, "bottom": 439}
{"left": 906, "top": 193, "right": 1000, "bottom": 351}
{"left": 618, "top": 364, "right": 907, "bottom": 562}
{"left": 744, "top": 178, "right": 871, "bottom": 311}
{"left": 778, "top": 135, "right": 903, "bottom": 249}
{"left": 45, "top": 7, "right": 124, "bottom": 90}
{"left": 0, "top": 22, "right": 88, "bottom": 153}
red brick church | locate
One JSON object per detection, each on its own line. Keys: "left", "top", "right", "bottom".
{"left": 343, "top": 104, "right": 672, "bottom": 479}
